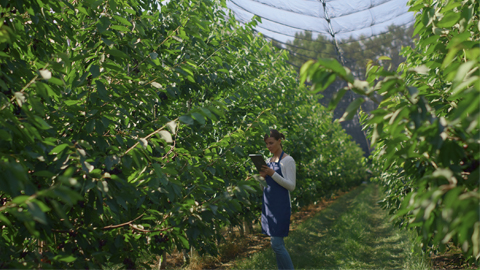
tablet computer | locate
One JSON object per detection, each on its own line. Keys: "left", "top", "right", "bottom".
{"left": 249, "top": 154, "right": 267, "bottom": 173}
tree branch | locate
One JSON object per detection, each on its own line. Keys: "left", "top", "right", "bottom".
{"left": 51, "top": 214, "right": 145, "bottom": 233}
{"left": 101, "top": 214, "right": 144, "bottom": 230}
{"left": 128, "top": 224, "right": 174, "bottom": 233}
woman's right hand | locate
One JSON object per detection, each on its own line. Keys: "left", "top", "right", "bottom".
{"left": 260, "top": 165, "right": 273, "bottom": 178}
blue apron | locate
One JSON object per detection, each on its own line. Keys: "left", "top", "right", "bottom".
{"left": 261, "top": 151, "right": 291, "bottom": 237}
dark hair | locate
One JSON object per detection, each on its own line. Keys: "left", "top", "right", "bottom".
{"left": 264, "top": 129, "right": 285, "bottom": 141}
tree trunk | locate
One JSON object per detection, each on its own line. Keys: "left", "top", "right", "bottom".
{"left": 156, "top": 251, "right": 167, "bottom": 270}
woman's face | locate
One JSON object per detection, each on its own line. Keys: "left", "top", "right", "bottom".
{"left": 265, "top": 137, "right": 281, "bottom": 154}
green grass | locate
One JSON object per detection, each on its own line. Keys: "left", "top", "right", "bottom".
{"left": 233, "top": 184, "right": 429, "bottom": 269}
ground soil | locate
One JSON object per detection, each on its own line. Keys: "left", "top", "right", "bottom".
{"left": 431, "top": 251, "right": 478, "bottom": 269}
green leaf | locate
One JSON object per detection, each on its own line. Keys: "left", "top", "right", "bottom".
{"left": 312, "top": 71, "right": 336, "bottom": 93}
{"left": 90, "top": 65, "right": 100, "bottom": 78}
{"left": 409, "top": 2, "right": 424, "bottom": 12}
{"left": 466, "top": 48, "right": 480, "bottom": 61}
{"left": 181, "top": 66, "right": 194, "bottom": 76}
{"left": 212, "top": 56, "right": 222, "bottom": 65}
{"left": 299, "top": 59, "right": 316, "bottom": 84}
{"left": 208, "top": 105, "right": 224, "bottom": 118}
{"left": 106, "top": 49, "right": 130, "bottom": 60}
{"left": 49, "top": 143, "right": 70, "bottom": 155}
{"left": 370, "top": 123, "right": 380, "bottom": 146}
{"left": 317, "top": 58, "right": 353, "bottom": 82}
{"left": 200, "top": 107, "right": 216, "bottom": 121}
{"left": 437, "top": 12, "right": 461, "bottom": 28}
{"left": 0, "top": 213, "right": 12, "bottom": 226}
{"left": 451, "top": 93, "right": 480, "bottom": 123}
{"left": 12, "top": 195, "right": 31, "bottom": 205}
{"left": 33, "top": 115, "right": 52, "bottom": 130}
{"left": 328, "top": 88, "right": 347, "bottom": 110}
{"left": 101, "top": 37, "right": 115, "bottom": 47}
{"left": 179, "top": 115, "right": 194, "bottom": 125}
{"left": 192, "top": 112, "right": 205, "bottom": 125}
{"left": 124, "top": 8, "right": 136, "bottom": 14}
{"left": 466, "top": 167, "right": 479, "bottom": 188}
{"left": 0, "top": 129, "right": 11, "bottom": 141}
{"left": 54, "top": 255, "right": 77, "bottom": 263}
{"left": 27, "top": 201, "right": 47, "bottom": 224}
{"left": 0, "top": 79, "right": 7, "bottom": 90}
{"left": 31, "top": 199, "right": 51, "bottom": 212}
{"left": 52, "top": 186, "right": 83, "bottom": 205}
{"left": 97, "top": 17, "right": 111, "bottom": 33}
{"left": 453, "top": 61, "right": 476, "bottom": 85}
{"left": 48, "top": 77, "right": 64, "bottom": 86}
{"left": 442, "top": 47, "right": 460, "bottom": 68}
{"left": 113, "top": 15, "right": 132, "bottom": 27}
{"left": 64, "top": 100, "right": 82, "bottom": 106}
{"left": 111, "top": 25, "right": 130, "bottom": 32}
{"left": 413, "top": 21, "right": 425, "bottom": 37}
{"left": 447, "top": 31, "right": 471, "bottom": 49}
{"left": 33, "top": 170, "right": 55, "bottom": 178}
{"left": 339, "top": 98, "right": 365, "bottom": 122}
{"left": 177, "top": 235, "right": 190, "bottom": 249}
{"left": 96, "top": 80, "right": 108, "bottom": 99}
{"left": 103, "top": 61, "right": 123, "bottom": 72}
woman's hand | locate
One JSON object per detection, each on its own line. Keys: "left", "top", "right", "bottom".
{"left": 260, "top": 165, "right": 274, "bottom": 178}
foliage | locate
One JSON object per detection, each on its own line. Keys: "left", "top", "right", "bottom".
{"left": 0, "top": 0, "right": 366, "bottom": 268}
{"left": 301, "top": 0, "right": 480, "bottom": 262}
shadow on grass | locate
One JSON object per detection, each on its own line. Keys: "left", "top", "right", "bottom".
{"left": 234, "top": 184, "right": 427, "bottom": 270}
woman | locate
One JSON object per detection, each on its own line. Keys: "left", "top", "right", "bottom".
{"left": 259, "top": 129, "right": 296, "bottom": 270}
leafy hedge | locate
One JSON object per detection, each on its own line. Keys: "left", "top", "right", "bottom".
{"left": 0, "top": 0, "right": 366, "bottom": 268}
{"left": 301, "top": 0, "right": 479, "bottom": 262}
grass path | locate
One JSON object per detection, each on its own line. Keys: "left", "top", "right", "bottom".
{"left": 232, "top": 184, "right": 429, "bottom": 269}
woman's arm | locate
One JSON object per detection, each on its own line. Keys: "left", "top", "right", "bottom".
{"left": 271, "top": 157, "right": 296, "bottom": 191}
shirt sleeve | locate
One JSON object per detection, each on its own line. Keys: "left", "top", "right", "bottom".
{"left": 271, "top": 157, "right": 296, "bottom": 191}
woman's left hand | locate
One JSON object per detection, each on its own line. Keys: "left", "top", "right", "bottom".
{"left": 260, "top": 165, "right": 274, "bottom": 177}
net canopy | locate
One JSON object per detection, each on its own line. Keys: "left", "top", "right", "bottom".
{"left": 226, "top": 0, "right": 414, "bottom": 44}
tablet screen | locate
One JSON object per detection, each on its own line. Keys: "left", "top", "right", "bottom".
{"left": 249, "top": 154, "right": 267, "bottom": 172}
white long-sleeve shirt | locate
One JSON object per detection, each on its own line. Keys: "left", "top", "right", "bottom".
{"left": 267, "top": 155, "right": 296, "bottom": 191}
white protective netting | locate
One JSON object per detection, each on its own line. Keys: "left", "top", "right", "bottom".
{"left": 226, "top": 0, "right": 416, "bottom": 156}
{"left": 226, "top": 0, "right": 414, "bottom": 44}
